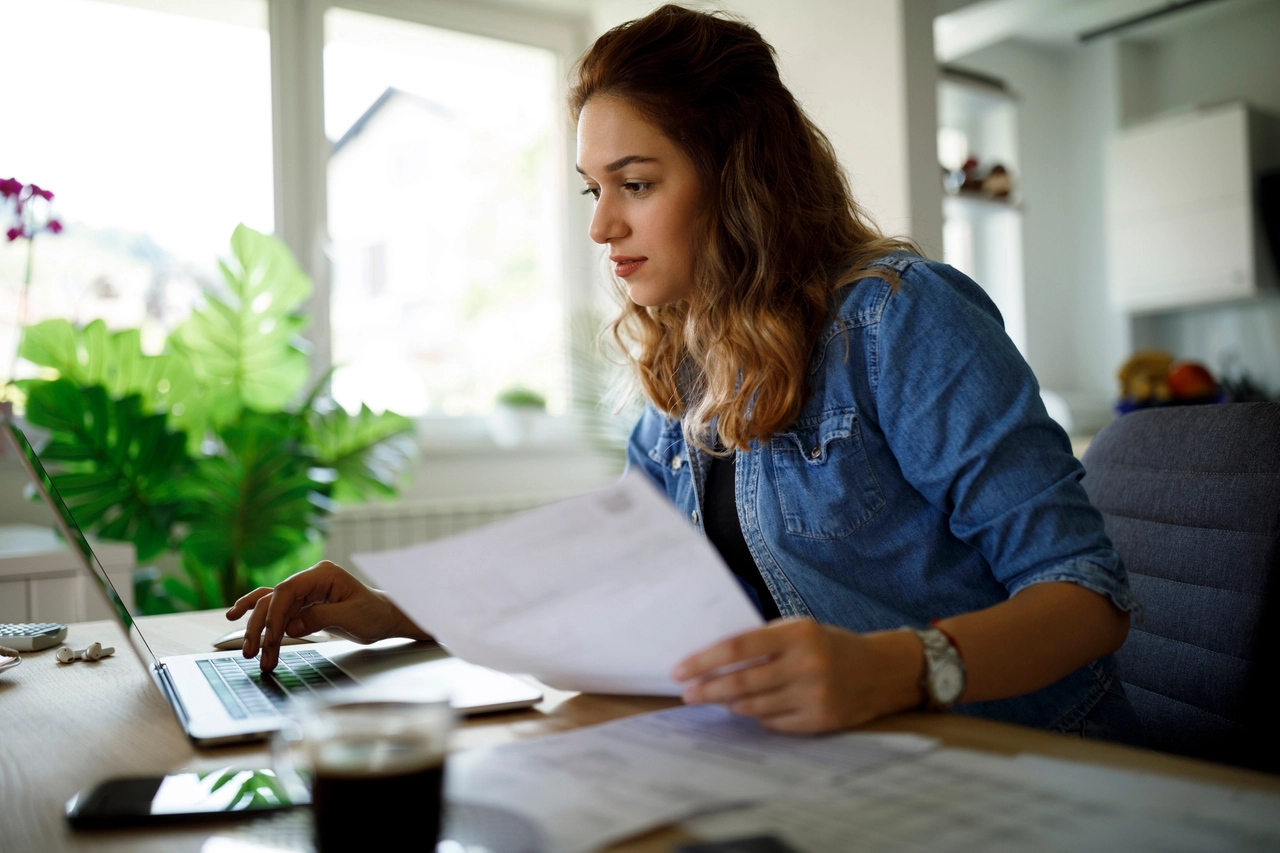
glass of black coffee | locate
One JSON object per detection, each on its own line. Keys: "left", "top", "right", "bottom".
{"left": 276, "top": 693, "right": 453, "bottom": 853}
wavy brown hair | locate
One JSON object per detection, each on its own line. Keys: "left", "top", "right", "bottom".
{"left": 570, "top": 5, "right": 915, "bottom": 451}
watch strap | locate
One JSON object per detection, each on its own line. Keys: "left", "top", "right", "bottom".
{"left": 928, "top": 619, "right": 964, "bottom": 659}
{"left": 909, "top": 625, "right": 967, "bottom": 710}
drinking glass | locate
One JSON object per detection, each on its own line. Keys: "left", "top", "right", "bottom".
{"left": 275, "top": 692, "right": 454, "bottom": 853}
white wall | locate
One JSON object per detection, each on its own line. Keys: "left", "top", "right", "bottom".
{"left": 1146, "top": 0, "right": 1280, "bottom": 117}
{"left": 592, "top": 0, "right": 944, "bottom": 256}
{"left": 1065, "top": 39, "right": 1132, "bottom": 404}
{"left": 955, "top": 38, "right": 1131, "bottom": 408}
{"left": 945, "top": 41, "right": 1075, "bottom": 392}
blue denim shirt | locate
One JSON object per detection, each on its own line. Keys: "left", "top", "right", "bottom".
{"left": 625, "top": 253, "right": 1142, "bottom": 733}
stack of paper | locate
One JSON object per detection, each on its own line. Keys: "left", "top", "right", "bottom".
{"left": 683, "top": 747, "right": 1280, "bottom": 852}
{"left": 447, "top": 703, "right": 937, "bottom": 853}
{"left": 448, "top": 703, "right": 1280, "bottom": 853}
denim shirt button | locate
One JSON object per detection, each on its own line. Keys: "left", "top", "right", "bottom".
{"left": 672, "top": 455, "right": 682, "bottom": 471}
{"left": 809, "top": 446, "right": 821, "bottom": 459}
{"left": 691, "top": 510, "right": 699, "bottom": 525}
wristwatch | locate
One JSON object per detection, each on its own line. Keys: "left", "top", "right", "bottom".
{"left": 909, "top": 626, "right": 966, "bottom": 709}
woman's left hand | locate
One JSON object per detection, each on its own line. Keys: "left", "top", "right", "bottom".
{"left": 673, "top": 618, "right": 924, "bottom": 733}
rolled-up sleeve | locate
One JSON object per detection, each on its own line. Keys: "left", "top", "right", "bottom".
{"left": 870, "top": 260, "right": 1142, "bottom": 617}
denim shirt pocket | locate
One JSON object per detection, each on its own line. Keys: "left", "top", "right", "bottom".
{"left": 770, "top": 406, "right": 885, "bottom": 539}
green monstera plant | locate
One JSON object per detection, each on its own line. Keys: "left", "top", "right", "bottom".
{"left": 14, "top": 225, "right": 414, "bottom": 612}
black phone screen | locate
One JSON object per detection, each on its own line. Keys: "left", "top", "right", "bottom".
{"left": 67, "top": 767, "right": 307, "bottom": 829}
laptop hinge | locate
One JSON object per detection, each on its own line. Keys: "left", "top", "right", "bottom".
{"left": 152, "top": 662, "right": 193, "bottom": 734}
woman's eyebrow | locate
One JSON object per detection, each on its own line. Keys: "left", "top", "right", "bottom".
{"left": 575, "top": 155, "right": 658, "bottom": 175}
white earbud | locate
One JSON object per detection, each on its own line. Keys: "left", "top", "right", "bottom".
{"left": 56, "top": 642, "right": 116, "bottom": 664}
{"left": 85, "top": 642, "right": 113, "bottom": 660}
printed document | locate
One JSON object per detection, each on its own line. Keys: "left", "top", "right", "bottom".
{"left": 353, "top": 470, "right": 764, "bottom": 695}
{"left": 447, "top": 703, "right": 937, "bottom": 853}
{"left": 682, "top": 747, "right": 1280, "bottom": 852}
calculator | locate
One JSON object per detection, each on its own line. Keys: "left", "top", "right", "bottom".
{"left": 0, "top": 622, "right": 68, "bottom": 651}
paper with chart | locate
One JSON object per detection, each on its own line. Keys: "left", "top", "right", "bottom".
{"left": 446, "top": 703, "right": 938, "bottom": 853}
{"left": 352, "top": 470, "right": 764, "bottom": 695}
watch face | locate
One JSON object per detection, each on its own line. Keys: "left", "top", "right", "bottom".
{"left": 930, "top": 663, "right": 965, "bottom": 706}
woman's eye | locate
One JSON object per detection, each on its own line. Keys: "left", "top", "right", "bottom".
{"left": 579, "top": 183, "right": 649, "bottom": 200}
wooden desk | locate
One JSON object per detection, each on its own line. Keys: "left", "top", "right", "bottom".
{"left": 3, "top": 611, "right": 1278, "bottom": 853}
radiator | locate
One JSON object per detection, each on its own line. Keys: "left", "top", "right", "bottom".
{"left": 325, "top": 494, "right": 564, "bottom": 574}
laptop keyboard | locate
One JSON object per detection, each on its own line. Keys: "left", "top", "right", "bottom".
{"left": 197, "top": 649, "right": 354, "bottom": 719}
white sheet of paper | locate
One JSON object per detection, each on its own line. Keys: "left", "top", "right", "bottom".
{"left": 352, "top": 470, "right": 765, "bottom": 695}
{"left": 447, "top": 704, "right": 937, "bottom": 853}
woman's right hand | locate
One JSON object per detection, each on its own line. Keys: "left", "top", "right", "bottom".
{"left": 225, "top": 561, "right": 430, "bottom": 672}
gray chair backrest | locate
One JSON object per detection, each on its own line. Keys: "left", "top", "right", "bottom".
{"left": 1080, "top": 402, "right": 1280, "bottom": 761}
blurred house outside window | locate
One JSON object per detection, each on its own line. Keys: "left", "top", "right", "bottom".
{"left": 324, "top": 9, "right": 567, "bottom": 419}
{"left": 0, "top": 0, "right": 273, "bottom": 376}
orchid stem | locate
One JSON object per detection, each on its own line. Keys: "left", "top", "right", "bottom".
{"left": 20, "top": 235, "right": 33, "bottom": 321}
{"left": 8, "top": 236, "right": 35, "bottom": 385}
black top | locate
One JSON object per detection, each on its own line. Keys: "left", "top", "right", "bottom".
{"left": 703, "top": 446, "right": 782, "bottom": 621}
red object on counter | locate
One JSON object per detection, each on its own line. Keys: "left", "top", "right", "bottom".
{"left": 1168, "top": 362, "right": 1218, "bottom": 399}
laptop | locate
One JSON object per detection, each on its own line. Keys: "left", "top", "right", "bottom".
{"left": 2, "top": 414, "right": 542, "bottom": 746}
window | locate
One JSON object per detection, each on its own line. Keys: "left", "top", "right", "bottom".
{"left": 324, "top": 9, "right": 568, "bottom": 418}
{"left": 2, "top": 0, "right": 586, "bottom": 431}
{"left": 0, "top": 0, "right": 273, "bottom": 371}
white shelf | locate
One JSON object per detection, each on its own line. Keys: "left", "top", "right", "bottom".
{"left": 944, "top": 192, "right": 1022, "bottom": 218}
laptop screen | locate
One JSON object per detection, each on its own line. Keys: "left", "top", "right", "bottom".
{"left": 2, "top": 415, "right": 159, "bottom": 667}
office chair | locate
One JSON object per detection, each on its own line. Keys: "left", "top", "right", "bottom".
{"left": 1080, "top": 401, "right": 1280, "bottom": 767}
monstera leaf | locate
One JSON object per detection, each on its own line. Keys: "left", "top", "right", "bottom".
{"left": 181, "top": 410, "right": 329, "bottom": 605}
{"left": 171, "top": 224, "right": 312, "bottom": 429}
{"left": 18, "top": 319, "right": 199, "bottom": 424}
{"left": 15, "top": 318, "right": 81, "bottom": 379}
{"left": 22, "top": 379, "right": 190, "bottom": 562}
{"left": 308, "top": 404, "right": 415, "bottom": 503}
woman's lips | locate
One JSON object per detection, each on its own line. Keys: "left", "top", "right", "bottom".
{"left": 612, "top": 257, "right": 646, "bottom": 277}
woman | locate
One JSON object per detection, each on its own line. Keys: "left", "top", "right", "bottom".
{"left": 230, "top": 5, "right": 1141, "bottom": 741}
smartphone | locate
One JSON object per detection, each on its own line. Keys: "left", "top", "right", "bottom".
{"left": 66, "top": 767, "right": 307, "bottom": 829}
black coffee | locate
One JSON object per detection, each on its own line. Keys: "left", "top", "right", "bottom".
{"left": 310, "top": 743, "right": 445, "bottom": 853}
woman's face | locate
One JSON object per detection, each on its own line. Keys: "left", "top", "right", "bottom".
{"left": 577, "top": 96, "right": 705, "bottom": 307}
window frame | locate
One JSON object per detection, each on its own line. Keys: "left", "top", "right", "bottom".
{"left": 269, "top": 0, "right": 594, "bottom": 441}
